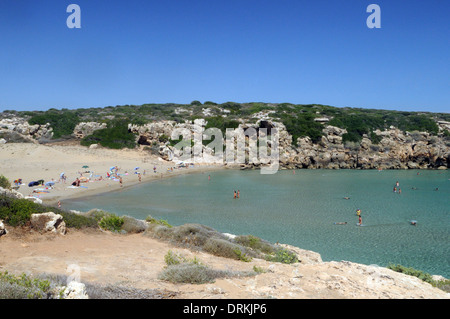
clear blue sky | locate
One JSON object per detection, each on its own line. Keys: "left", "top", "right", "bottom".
{"left": 0, "top": 0, "right": 448, "bottom": 113}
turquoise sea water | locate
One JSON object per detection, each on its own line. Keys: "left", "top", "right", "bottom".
{"left": 65, "top": 169, "right": 450, "bottom": 278}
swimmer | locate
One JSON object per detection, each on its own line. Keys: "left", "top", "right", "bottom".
{"left": 237, "top": 190, "right": 240, "bottom": 198}
{"left": 344, "top": 197, "right": 350, "bottom": 200}
{"left": 358, "top": 215, "right": 362, "bottom": 226}
{"left": 411, "top": 220, "right": 417, "bottom": 226}
{"left": 234, "top": 190, "right": 236, "bottom": 199}
{"left": 334, "top": 222, "right": 347, "bottom": 225}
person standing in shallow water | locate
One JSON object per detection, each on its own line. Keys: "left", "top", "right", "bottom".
{"left": 234, "top": 190, "right": 236, "bottom": 199}
{"left": 237, "top": 190, "right": 240, "bottom": 198}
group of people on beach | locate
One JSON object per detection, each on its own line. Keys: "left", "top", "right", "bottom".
{"left": 234, "top": 190, "right": 240, "bottom": 199}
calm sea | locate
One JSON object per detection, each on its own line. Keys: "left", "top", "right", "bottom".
{"left": 65, "top": 169, "right": 450, "bottom": 278}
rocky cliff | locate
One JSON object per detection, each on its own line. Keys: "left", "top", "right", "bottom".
{"left": 1, "top": 116, "right": 449, "bottom": 170}
{"left": 127, "top": 118, "right": 450, "bottom": 170}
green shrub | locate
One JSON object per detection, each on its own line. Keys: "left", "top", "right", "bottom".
{"left": 386, "top": 263, "right": 450, "bottom": 292}
{"left": 203, "top": 237, "right": 245, "bottom": 260}
{"left": 233, "top": 248, "right": 252, "bottom": 262}
{"left": 164, "top": 250, "right": 202, "bottom": 267}
{"left": 0, "top": 175, "right": 11, "bottom": 189}
{"left": 0, "top": 196, "right": 36, "bottom": 226}
{"left": 0, "top": 195, "right": 99, "bottom": 229}
{"left": 145, "top": 215, "right": 172, "bottom": 228}
{"left": 98, "top": 215, "right": 124, "bottom": 232}
{"left": 234, "top": 235, "right": 277, "bottom": 255}
{"left": 281, "top": 113, "right": 324, "bottom": 144}
{"left": 81, "top": 119, "right": 137, "bottom": 149}
{"left": 0, "top": 271, "right": 61, "bottom": 299}
{"left": 58, "top": 211, "right": 98, "bottom": 229}
{"left": 265, "top": 248, "right": 298, "bottom": 264}
{"left": 28, "top": 109, "right": 80, "bottom": 139}
{"left": 387, "top": 264, "right": 434, "bottom": 284}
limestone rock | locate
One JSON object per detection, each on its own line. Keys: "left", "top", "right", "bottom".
{"left": 0, "top": 220, "right": 7, "bottom": 237}
{"left": 62, "top": 281, "right": 89, "bottom": 299}
{"left": 30, "top": 212, "right": 66, "bottom": 235}
{"left": 73, "top": 122, "right": 107, "bottom": 139}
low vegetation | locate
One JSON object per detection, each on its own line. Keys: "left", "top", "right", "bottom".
{"left": 80, "top": 119, "right": 137, "bottom": 149}
{"left": 0, "top": 175, "right": 11, "bottom": 189}
{"left": 0, "top": 195, "right": 97, "bottom": 228}
{"left": 143, "top": 221, "right": 298, "bottom": 264}
{"left": 0, "top": 271, "right": 63, "bottom": 299}
{"left": 387, "top": 264, "right": 450, "bottom": 292}
{"left": 5, "top": 101, "right": 448, "bottom": 150}
{"left": 158, "top": 250, "right": 256, "bottom": 284}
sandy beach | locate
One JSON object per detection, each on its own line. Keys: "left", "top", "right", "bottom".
{"left": 0, "top": 141, "right": 448, "bottom": 299}
{"left": 0, "top": 141, "right": 224, "bottom": 206}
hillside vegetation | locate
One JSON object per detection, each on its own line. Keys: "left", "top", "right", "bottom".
{"left": 2, "top": 102, "right": 449, "bottom": 149}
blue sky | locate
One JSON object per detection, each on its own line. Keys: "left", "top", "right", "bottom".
{"left": 0, "top": 0, "right": 448, "bottom": 112}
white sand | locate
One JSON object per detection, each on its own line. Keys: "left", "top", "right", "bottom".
{"left": 0, "top": 141, "right": 224, "bottom": 206}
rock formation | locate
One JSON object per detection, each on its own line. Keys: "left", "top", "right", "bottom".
{"left": 128, "top": 119, "right": 449, "bottom": 170}
{"left": 0, "top": 220, "right": 7, "bottom": 237}
{"left": 0, "top": 117, "right": 53, "bottom": 143}
{"left": 30, "top": 212, "right": 67, "bottom": 235}
{"left": 1, "top": 114, "right": 448, "bottom": 169}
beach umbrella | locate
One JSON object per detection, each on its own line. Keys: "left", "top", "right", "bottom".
{"left": 45, "top": 181, "right": 55, "bottom": 187}
{"left": 82, "top": 165, "right": 89, "bottom": 169}
{"left": 134, "top": 167, "right": 139, "bottom": 170}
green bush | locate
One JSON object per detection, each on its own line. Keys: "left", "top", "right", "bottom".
{"left": 387, "top": 264, "right": 434, "bottom": 284}
{"left": 0, "top": 196, "right": 36, "bottom": 226}
{"left": 98, "top": 215, "right": 124, "bottom": 232}
{"left": 0, "top": 195, "right": 99, "bottom": 228}
{"left": 145, "top": 215, "right": 172, "bottom": 228}
{"left": 81, "top": 119, "right": 137, "bottom": 149}
{"left": 0, "top": 175, "right": 11, "bottom": 189}
{"left": 28, "top": 109, "right": 80, "bottom": 139}
{"left": 234, "top": 235, "right": 277, "bottom": 255}
{"left": 281, "top": 113, "right": 324, "bottom": 144}
{"left": 0, "top": 271, "right": 61, "bottom": 299}
{"left": 58, "top": 211, "right": 98, "bottom": 229}
{"left": 265, "top": 248, "right": 299, "bottom": 264}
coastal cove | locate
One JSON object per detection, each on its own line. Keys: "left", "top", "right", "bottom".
{"left": 64, "top": 168, "right": 450, "bottom": 279}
